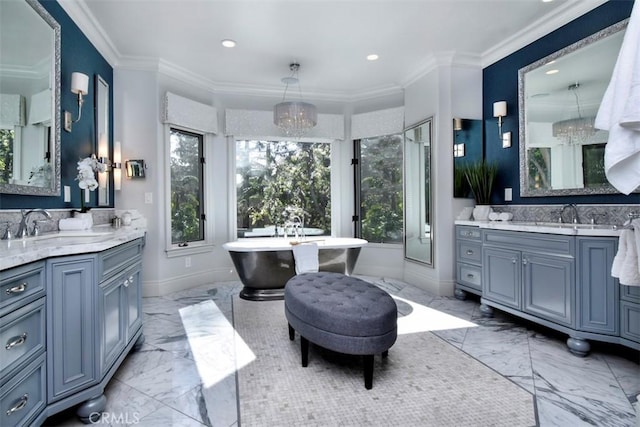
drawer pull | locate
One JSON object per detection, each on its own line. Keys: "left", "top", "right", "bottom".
{"left": 5, "top": 333, "right": 27, "bottom": 350}
{"left": 6, "top": 394, "right": 28, "bottom": 416}
{"left": 466, "top": 250, "right": 474, "bottom": 255}
{"left": 523, "top": 259, "right": 528, "bottom": 265}
{"left": 123, "top": 279, "right": 129, "bottom": 287}
{"left": 5, "top": 283, "right": 28, "bottom": 294}
{"left": 466, "top": 273, "right": 475, "bottom": 279}
{"left": 512, "top": 258, "right": 517, "bottom": 264}
{"left": 465, "top": 231, "right": 473, "bottom": 236}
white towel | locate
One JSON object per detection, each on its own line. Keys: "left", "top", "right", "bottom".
{"left": 58, "top": 217, "right": 91, "bottom": 231}
{"left": 292, "top": 243, "right": 319, "bottom": 274}
{"left": 612, "top": 221, "right": 640, "bottom": 287}
{"left": 594, "top": 1, "right": 640, "bottom": 195}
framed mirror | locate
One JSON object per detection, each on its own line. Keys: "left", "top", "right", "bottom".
{"left": 96, "top": 75, "right": 110, "bottom": 206}
{"left": 0, "top": 0, "right": 61, "bottom": 196}
{"left": 518, "top": 19, "right": 629, "bottom": 197}
{"left": 404, "top": 118, "right": 432, "bottom": 266}
{"left": 453, "top": 118, "right": 483, "bottom": 198}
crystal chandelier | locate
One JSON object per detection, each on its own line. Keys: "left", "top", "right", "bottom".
{"left": 552, "top": 83, "right": 595, "bottom": 145}
{"left": 273, "top": 63, "right": 317, "bottom": 138}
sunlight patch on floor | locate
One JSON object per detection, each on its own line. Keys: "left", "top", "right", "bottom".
{"left": 179, "top": 300, "right": 255, "bottom": 388}
{"left": 393, "top": 296, "right": 477, "bottom": 335}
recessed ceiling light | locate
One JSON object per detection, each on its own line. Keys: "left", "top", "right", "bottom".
{"left": 367, "top": 54, "right": 379, "bottom": 61}
{"left": 542, "top": 0, "right": 553, "bottom": 3}
{"left": 546, "top": 69, "right": 559, "bottom": 75}
{"left": 221, "top": 39, "right": 236, "bottom": 48}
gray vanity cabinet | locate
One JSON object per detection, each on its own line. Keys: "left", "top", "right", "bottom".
{"left": 576, "top": 238, "right": 618, "bottom": 335}
{"left": 482, "top": 230, "right": 575, "bottom": 327}
{"left": 47, "top": 255, "right": 97, "bottom": 402}
{"left": 620, "top": 285, "right": 640, "bottom": 344}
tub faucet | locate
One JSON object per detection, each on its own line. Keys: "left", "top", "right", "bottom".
{"left": 560, "top": 204, "right": 580, "bottom": 224}
{"left": 291, "top": 215, "right": 304, "bottom": 240}
{"left": 17, "top": 209, "right": 51, "bottom": 238}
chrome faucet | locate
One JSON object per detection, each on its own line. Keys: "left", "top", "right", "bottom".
{"left": 291, "top": 215, "right": 304, "bottom": 240}
{"left": 560, "top": 204, "right": 580, "bottom": 224}
{"left": 17, "top": 209, "right": 52, "bottom": 238}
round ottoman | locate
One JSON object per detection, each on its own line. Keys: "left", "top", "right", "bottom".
{"left": 284, "top": 271, "right": 397, "bottom": 389}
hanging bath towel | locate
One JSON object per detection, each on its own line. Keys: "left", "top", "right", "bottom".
{"left": 594, "top": 2, "right": 640, "bottom": 195}
{"left": 292, "top": 243, "right": 319, "bottom": 274}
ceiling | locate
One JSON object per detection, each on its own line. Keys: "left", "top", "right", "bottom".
{"left": 59, "top": 0, "right": 607, "bottom": 103}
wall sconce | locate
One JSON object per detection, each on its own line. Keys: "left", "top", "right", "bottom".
{"left": 113, "top": 142, "right": 122, "bottom": 190}
{"left": 64, "top": 72, "right": 89, "bottom": 132}
{"left": 492, "top": 101, "right": 511, "bottom": 148}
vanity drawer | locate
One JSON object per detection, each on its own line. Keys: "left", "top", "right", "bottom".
{"left": 456, "top": 226, "right": 481, "bottom": 241}
{"left": 0, "top": 298, "right": 46, "bottom": 381}
{"left": 98, "top": 239, "right": 143, "bottom": 282}
{"left": 457, "top": 240, "right": 482, "bottom": 264}
{"left": 457, "top": 263, "right": 482, "bottom": 290}
{"left": 0, "top": 262, "right": 45, "bottom": 316}
{"left": 0, "top": 354, "right": 46, "bottom": 427}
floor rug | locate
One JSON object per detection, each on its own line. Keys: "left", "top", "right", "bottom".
{"left": 233, "top": 296, "right": 536, "bottom": 426}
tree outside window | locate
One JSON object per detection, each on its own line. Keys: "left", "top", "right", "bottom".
{"left": 356, "top": 134, "right": 403, "bottom": 243}
{"left": 170, "top": 128, "right": 204, "bottom": 244}
{"left": 236, "top": 140, "right": 331, "bottom": 237}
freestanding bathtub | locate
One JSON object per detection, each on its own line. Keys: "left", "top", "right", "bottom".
{"left": 222, "top": 237, "right": 367, "bottom": 301}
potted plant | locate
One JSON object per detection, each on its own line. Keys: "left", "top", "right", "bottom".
{"left": 464, "top": 160, "right": 498, "bottom": 221}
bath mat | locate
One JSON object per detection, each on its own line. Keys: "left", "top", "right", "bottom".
{"left": 233, "top": 296, "right": 536, "bottom": 427}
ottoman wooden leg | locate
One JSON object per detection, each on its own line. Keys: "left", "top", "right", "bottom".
{"left": 301, "top": 336, "right": 309, "bottom": 367}
{"left": 364, "top": 354, "right": 374, "bottom": 390}
{"left": 288, "top": 323, "right": 295, "bottom": 341}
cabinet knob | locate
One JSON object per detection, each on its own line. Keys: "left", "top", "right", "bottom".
{"left": 5, "top": 283, "right": 28, "bottom": 294}
{"left": 6, "top": 393, "right": 29, "bottom": 416}
{"left": 512, "top": 258, "right": 517, "bottom": 264}
{"left": 5, "top": 333, "right": 27, "bottom": 350}
{"left": 466, "top": 273, "right": 475, "bottom": 279}
{"left": 465, "top": 231, "right": 473, "bottom": 236}
{"left": 522, "top": 259, "right": 528, "bottom": 265}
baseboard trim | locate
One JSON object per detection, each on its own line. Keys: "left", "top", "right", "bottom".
{"left": 142, "top": 268, "right": 238, "bottom": 297}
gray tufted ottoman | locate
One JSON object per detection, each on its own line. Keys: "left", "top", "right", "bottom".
{"left": 284, "top": 271, "right": 397, "bottom": 389}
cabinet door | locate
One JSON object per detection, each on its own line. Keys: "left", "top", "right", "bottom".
{"left": 47, "top": 256, "right": 96, "bottom": 402}
{"left": 124, "top": 267, "right": 142, "bottom": 340}
{"left": 98, "top": 276, "right": 126, "bottom": 377}
{"left": 577, "top": 238, "right": 618, "bottom": 335}
{"left": 483, "top": 247, "right": 520, "bottom": 309}
{"left": 523, "top": 252, "right": 574, "bottom": 327}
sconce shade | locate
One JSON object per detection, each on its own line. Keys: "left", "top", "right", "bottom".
{"left": 453, "top": 118, "right": 463, "bottom": 131}
{"left": 71, "top": 72, "right": 89, "bottom": 95}
{"left": 114, "top": 141, "right": 122, "bottom": 191}
{"left": 493, "top": 101, "right": 507, "bottom": 118}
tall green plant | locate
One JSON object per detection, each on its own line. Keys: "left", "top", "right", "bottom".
{"left": 464, "top": 161, "right": 497, "bottom": 205}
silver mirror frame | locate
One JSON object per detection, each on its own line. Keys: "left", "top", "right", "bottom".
{"left": 518, "top": 19, "right": 629, "bottom": 197}
{"left": 0, "top": 0, "right": 61, "bottom": 196}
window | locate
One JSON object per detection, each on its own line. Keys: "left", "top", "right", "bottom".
{"left": 354, "top": 134, "right": 403, "bottom": 244}
{"left": 235, "top": 140, "right": 331, "bottom": 238}
{"left": 170, "top": 127, "right": 204, "bottom": 245}
{"left": 0, "top": 129, "right": 15, "bottom": 184}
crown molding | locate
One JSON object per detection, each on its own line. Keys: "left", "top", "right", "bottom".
{"left": 481, "top": 0, "right": 609, "bottom": 68}
{"left": 58, "top": 0, "right": 120, "bottom": 66}
{"left": 59, "top": 0, "right": 608, "bottom": 101}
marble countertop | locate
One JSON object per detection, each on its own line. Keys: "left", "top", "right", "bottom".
{"left": 455, "top": 220, "right": 621, "bottom": 237}
{"left": 0, "top": 224, "right": 146, "bottom": 271}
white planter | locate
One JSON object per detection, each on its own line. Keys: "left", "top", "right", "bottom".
{"left": 473, "top": 205, "right": 492, "bottom": 221}
{"left": 73, "top": 212, "right": 93, "bottom": 229}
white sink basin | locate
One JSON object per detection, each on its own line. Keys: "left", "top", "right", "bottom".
{"left": 25, "top": 230, "right": 115, "bottom": 245}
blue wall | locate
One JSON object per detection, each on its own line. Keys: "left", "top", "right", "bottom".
{"left": 0, "top": 0, "right": 113, "bottom": 210}
{"left": 483, "top": 0, "right": 636, "bottom": 205}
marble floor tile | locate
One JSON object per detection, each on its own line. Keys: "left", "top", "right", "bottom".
{"left": 42, "top": 279, "right": 638, "bottom": 426}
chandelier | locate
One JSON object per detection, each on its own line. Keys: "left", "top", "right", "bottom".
{"left": 551, "top": 83, "right": 595, "bottom": 145}
{"left": 273, "top": 63, "right": 317, "bottom": 138}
